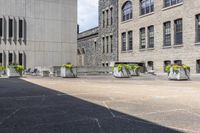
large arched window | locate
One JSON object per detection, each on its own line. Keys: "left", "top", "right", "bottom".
{"left": 122, "top": 1, "right": 133, "bottom": 21}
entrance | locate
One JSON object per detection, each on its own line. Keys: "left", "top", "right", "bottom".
{"left": 197, "top": 60, "right": 200, "bottom": 73}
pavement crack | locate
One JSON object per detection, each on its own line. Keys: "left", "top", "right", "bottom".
{"left": 0, "top": 108, "right": 21, "bottom": 126}
{"left": 94, "top": 118, "right": 102, "bottom": 128}
{"left": 103, "top": 101, "right": 116, "bottom": 118}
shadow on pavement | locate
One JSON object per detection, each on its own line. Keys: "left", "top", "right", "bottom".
{"left": 0, "top": 78, "right": 183, "bottom": 133}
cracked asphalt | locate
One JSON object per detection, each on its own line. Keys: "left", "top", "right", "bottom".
{"left": 0, "top": 75, "right": 200, "bottom": 133}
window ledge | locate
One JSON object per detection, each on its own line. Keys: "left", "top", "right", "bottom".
{"left": 163, "top": 46, "right": 172, "bottom": 49}
{"left": 139, "top": 12, "right": 154, "bottom": 18}
{"left": 162, "top": 3, "right": 183, "bottom": 11}
{"left": 195, "top": 42, "right": 200, "bottom": 45}
{"left": 147, "top": 48, "right": 154, "bottom": 50}
{"left": 121, "top": 19, "right": 133, "bottom": 24}
{"left": 139, "top": 48, "right": 146, "bottom": 51}
{"left": 173, "top": 44, "right": 183, "bottom": 48}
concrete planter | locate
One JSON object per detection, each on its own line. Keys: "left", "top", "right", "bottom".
{"left": 0, "top": 71, "right": 4, "bottom": 77}
{"left": 41, "top": 71, "right": 50, "bottom": 77}
{"left": 168, "top": 68, "right": 190, "bottom": 80}
{"left": 129, "top": 69, "right": 140, "bottom": 76}
{"left": 113, "top": 67, "right": 131, "bottom": 78}
{"left": 60, "top": 67, "right": 77, "bottom": 78}
{"left": 7, "top": 67, "right": 22, "bottom": 78}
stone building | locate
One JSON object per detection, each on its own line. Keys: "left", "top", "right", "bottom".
{"left": 0, "top": 0, "right": 77, "bottom": 69}
{"left": 118, "top": 0, "right": 200, "bottom": 73}
{"left": 77, "top": 27, "right": 99, "bottom": 66}
{"left": 78, "top": 0, "right": 119, "bottom": 67}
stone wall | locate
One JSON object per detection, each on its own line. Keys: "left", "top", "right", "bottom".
{"left": 77, "top": 27, "right": 99, "bottom": 66}
{"left": 118, "top": 0, "right": 200, "bottom": 74}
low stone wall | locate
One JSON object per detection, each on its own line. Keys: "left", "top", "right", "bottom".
{"left": 77, "top": 67, "right": 112, "bottom": 75}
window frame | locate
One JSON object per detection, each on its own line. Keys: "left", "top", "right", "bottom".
{"left": 121, "top": 32, "right": 127, "bottom": 51}
{"left": 163, "top": 21, "right": 171, "bottom": 47}
{"left": 122, "top": 1, "right": 133, "bottom": 22}
{"left": 148, "top": 25, "right": 154, "bottom": 48}
{"left": 140, "top": 0, "right": 154, "bottom": 16}
{"left": 140, "top": 28, "right": 146, "bottom": 49}
{"left": 174, "top": 19, "right": 183, "bottom": 45}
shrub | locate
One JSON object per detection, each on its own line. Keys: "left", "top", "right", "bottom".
{"left": 165, "top": 64, "right": 190, "bottom": 73}
{"left": 0, "top": 66, "right": 6, "bottom": 71}
{"left": 114, "top": 64, "right": 141, "bottom": 72}
{"left": 8, "top": 65, "right": 25, "bottom": 72}
{"left": 63, "top": 63, "right": 73, "bottom": 69}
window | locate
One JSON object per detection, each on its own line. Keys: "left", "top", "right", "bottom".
{"left": 148, "top": 26, "right": 154, "bottom": 48}
{"left": 197, "top": 60, "right": 200, "bottom": 73}
{"left": 106, "top": 10, "right": 109, "bottom": 26}
{"left": 81, "top": 48, "right": 85, "bottom": 54}
{"left": 140, "top": 0, "right": 154, "bottom": 15}
{"left": 102, "top": 37, "right": 105, "bottom": 53}
{"left": 0, "top": 53, "right": 2, "bottom": 65}
{"left": 140, "top": 28, "right": 146, "bottom": 49}
{"left": 163, "top": 22, "right": 171, "bottom": 46}
{"left": 9, "top": 18, "right": 13, "bottom": 38}
{"left": 77, "top": 49, "right": 81, "bottom": 55}
{"left": 94, "top": 41, "right": 97, "bottom": 51}
{"left": 122, "top": 1, "right": 132, "bottom": 21}
{"left": 110, "top": 35, "right": 113, "bottom": 53}
{"left": 0, "top": 18, "right": 2, "bottom": 37}
{"left": 19, "top": 19, "right": 23, "bottom": 39}
{"left": 19, "top": 53, "right": 23, "bottom": 65}
{"left": 174, "top": 19, "right": 183, "bottom": 45}
{"left": 106, "top": 36, "right": 109, "bottom": 53}
{"left": 147, "top": 61, "right": 154, "bottom": 71}
{"left": 196, "top": 14, "right": 200, "bottom": 42}
{"left": 164, "top": 60, "right": 171, "bottom": 72}
{"left": 164, "top": 0, "right": 183, "bottom": 8}
{"left": 128, "top": 31, "right": 133, "bottom": 50}
{"left": 102, "top": 11, "right": 105, "bottom": 28}
{"left": 122, "top": 32, "right": 126, "bottom": 51}
{"left": 174, "top": 60, "right": 182, "bottom": 65}
{"left": 110, "top": 8, "right": 113, "bottom": 25}
{"left": 9, "top": 53, "right": 13, "bottom": 65}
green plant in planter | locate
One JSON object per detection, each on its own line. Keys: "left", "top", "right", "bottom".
{"left": 165, "top": 64, "right": 190, "bottom": 73}
{"left": 15, "top": 65, "right": 25, "bottom": 72}
{"left": 114, "top": 64, "right": 141, "bottom": 72}
{"left": 63, "top": 63, "right": 73, "bottom": 69}
{"left": 0, "top": 66, "right": 6, "bottom": 71}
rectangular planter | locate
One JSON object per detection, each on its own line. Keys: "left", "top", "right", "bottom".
{"left": 129, "top": 69, "right": 140, "bottom": 76}
{"left": 168, "top": 68, "right": 190, "bottom": 80}
{"left": 0, "top": 71, "right": 4, "bottom": 77}
{"left": 7, "top": 67, "right": 22, "bottom": 78}
{"left": 113, "top": 67, "right": 131, "bottom": 78}
{"left": 60, "top": 67, "right": 77, "bottom": 78}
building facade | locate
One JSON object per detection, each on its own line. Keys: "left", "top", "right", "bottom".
{"left": 78, "top": 0, "right": 119, "bottom": 67}
{"left": 118, "top": 0, "right": 200, "bottom": 73}
{"left": 97, "top": 0, "right": 119, "bottom": 67}
{"left": 77, "top": 27, "right": 99, "bottom": 66}
{"left": 0, "top": 0, "right": 77, "bottom": 69}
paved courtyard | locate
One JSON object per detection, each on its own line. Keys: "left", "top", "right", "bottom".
{"left": 0, "top": 75, "right": 200, "bottom": 133}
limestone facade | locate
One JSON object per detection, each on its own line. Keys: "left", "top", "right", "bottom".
{"left": 118, "top": 0, "right": 200, "bottom": 73}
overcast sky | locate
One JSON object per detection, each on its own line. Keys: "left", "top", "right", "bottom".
{"left": 78, "top": 0, "right": 98, "bottom": 32}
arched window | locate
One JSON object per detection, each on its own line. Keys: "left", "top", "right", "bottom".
{"left": 122, "top": 1, "right": 132, "bottom": 21}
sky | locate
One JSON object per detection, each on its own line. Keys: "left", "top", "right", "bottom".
{"left": 78, "top": 0, "right": 99, "bottom": 32}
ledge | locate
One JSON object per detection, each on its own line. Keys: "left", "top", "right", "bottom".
{"left": 139, "top": 12, "right": 154, "bottom": 18}
{"left": 147, "top": 48, "right": 154, "bottom": 50}
{"left": 173, "top": 44, "right": 183, "bottom": 48}
{"left": 162, "top": 3, "right": 183, "bottom": 11}
{"left": 194, "top": 42, "right": 200, "bottom": 45}
{"left": 121, "top": 19, "right": 133, "bottom": 25}
{"left": 163, "top": 46, "right": 172, "bottom": 49}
